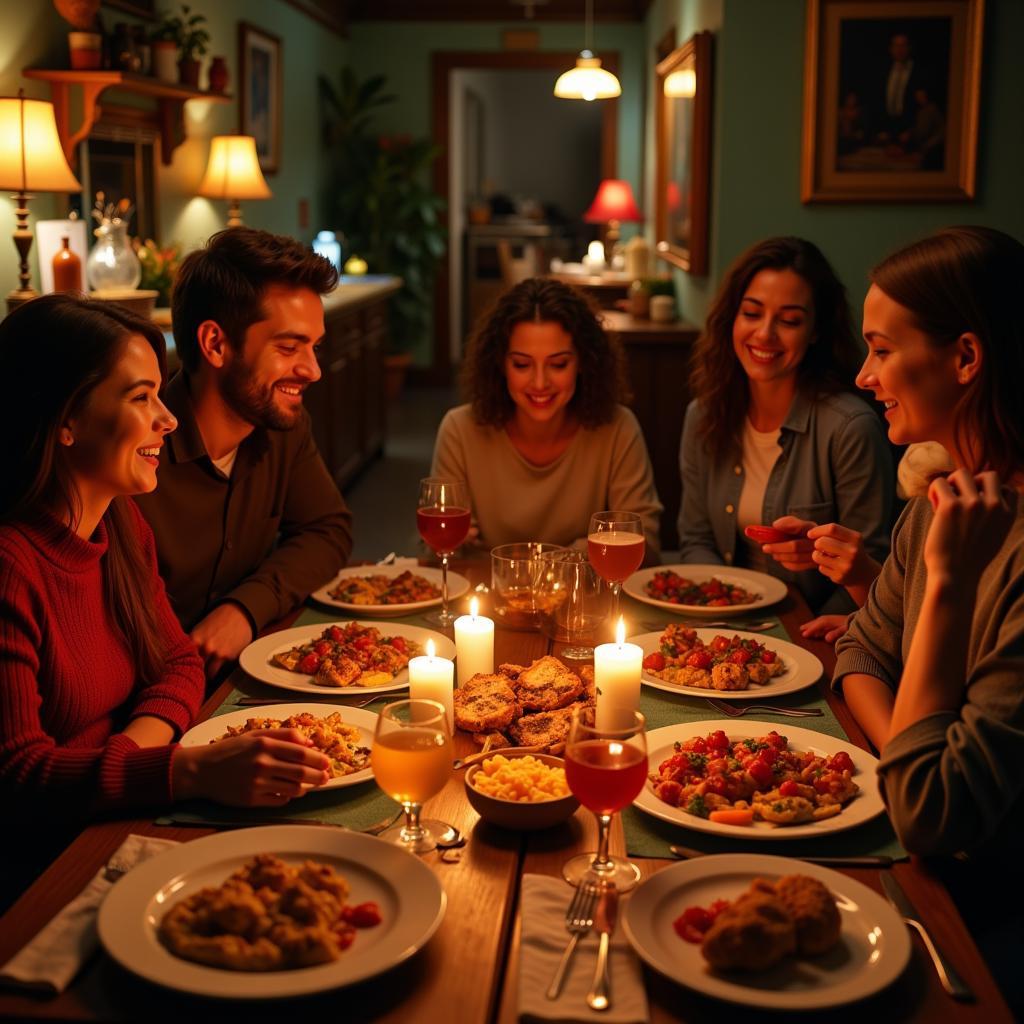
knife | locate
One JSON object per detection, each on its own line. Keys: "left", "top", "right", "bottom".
{"left": 880, "top": 873, "right": 974, "bottom": 1001}
{"left": 586, "top": 884, "right": 618, "bottom": 1012}
{"left": 669, "top": 844, "right": 898, "bottom": 868}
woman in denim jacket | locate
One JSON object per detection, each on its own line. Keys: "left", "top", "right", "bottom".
{"left": 678, "top": 237, "right": 894, "bottom": 623}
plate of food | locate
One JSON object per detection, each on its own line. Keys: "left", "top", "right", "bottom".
{"left": 98, "top": 825, "right": 446, "bottom": 999}
{"left": 239, "top": 621, "right": 455, "bottom": 695}
{"left": 631, "top": 625, "right": 823, "bottom": 700}
{"left": 623, "top": 565, "right": 787, "bottom": 616}
{"left": 180, "top": 705, "right": 376, "bottom": 790}
{"left": 622, "top": 854, "right": 910, "bottom": 1009}
{"left": 633, "top": 721, "right": 882, "bottom": 839}
{"left": 312, "top": 564, "right": 470, "bottom": 616}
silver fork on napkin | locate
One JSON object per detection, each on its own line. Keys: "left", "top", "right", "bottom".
{"left": 546, "top": 881, "right": 598, "bottom": 1000}
{"left": 705, "top": 697, "right": 823, "bottom": 718}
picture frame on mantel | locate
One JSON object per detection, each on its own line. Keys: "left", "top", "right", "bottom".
{"left": 655, "top": 31, "right": 713, "bottom": 276}
{"left": 801, "top": 0, "right": 984, "bottom": 202}
{"left": 239, "top": 22, "right": 282, "bottom": 175}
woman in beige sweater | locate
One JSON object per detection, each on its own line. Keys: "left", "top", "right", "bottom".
{"left": 431, "top": 278, "right": 662, "bottom": 559}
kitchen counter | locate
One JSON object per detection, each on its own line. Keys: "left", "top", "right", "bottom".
{"left": 322, "top": 274, "right": 402, "bottom": 314}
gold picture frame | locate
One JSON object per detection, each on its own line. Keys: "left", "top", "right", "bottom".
{"left": 655, "top": 31, "right": 713, "bottom": 275}
{"left": 801, "top": 0, "right": 984, "bottom": 202}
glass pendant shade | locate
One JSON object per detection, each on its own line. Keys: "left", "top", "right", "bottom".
{"left": 554, "top": 52, "right": 621, "bottom": 101}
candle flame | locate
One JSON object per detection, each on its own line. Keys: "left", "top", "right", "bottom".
{"left": 426, "top": 638, "right": 436, "bottom": 658}
{"left": 470, "top": 596, "right": 479, "bottom": 618}
{"left": 615, "top": 616, "right": 625, "bottom": 645}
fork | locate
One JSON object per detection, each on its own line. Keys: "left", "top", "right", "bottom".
{"left": 546, "top": 881, "right": 599, "bottom": 1000}
{"left": 705, "top": 697, "right": 823, "bottom": 718}
{"left": 642, "top": 618, "right": 777, "bottom": 632}
{"left": 234, "top": 691, "right": 399, "bottom": 709}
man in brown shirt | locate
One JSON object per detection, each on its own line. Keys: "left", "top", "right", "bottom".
{"left": 135, "top": 228, "right": 353, "bottom": 677}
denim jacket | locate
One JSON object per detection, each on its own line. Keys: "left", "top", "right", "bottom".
{"left": 677, "top": 390, "right": 895, "bottom": 615}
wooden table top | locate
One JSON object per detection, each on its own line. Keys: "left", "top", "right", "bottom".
{"left": 0, "top": 565, "right": 1013, "bottom": 1022}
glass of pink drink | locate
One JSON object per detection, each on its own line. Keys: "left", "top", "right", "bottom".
{"left": 563, "top": 705, "right": 647, "bottom": 892}
{"left": 417, "top": 477, "right": 471, "bottom": 627}
{"left": 587, "top": 511, "right": 644, "bottom": 629}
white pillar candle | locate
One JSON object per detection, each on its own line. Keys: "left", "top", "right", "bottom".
{"left": 594, "top": 617, "right": 642, "bottom": 730}
{"left": 408, "top": 639, "right": 455, "bottom": 733}
{"left": 454, "top": 597, "right": 495, "bottom": 687}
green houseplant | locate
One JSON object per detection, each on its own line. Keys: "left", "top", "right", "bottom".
{"left": 319, "top": 69, "right": 446, "bottom": 374}
{"left": 153, "top": 5, "right": 209, "bottom": 87}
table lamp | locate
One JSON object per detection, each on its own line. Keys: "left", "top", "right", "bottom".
{"left": 197, "top": 135, "right": 272, "bottom": 227}
{"left": 583, "top": 179, "right": 642, "bottom": 266}
{"left": 0, "top": 90, "right": 82, "bottom": 312}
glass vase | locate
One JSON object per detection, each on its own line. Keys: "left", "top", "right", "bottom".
{"left": 87, "top": 221, "right": 141, "bottom": 292}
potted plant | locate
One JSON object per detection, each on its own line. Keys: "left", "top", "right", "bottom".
{"left": 152, "top": 5, "right": 209, "bottom": 87}
{"left": 319, "top": 69, "right": 446, "bottom": 397}
{"left": 150, "top": 13, "right": 179, "bottom": 82}
{"left": 53, "top": 0, "right": 102, "bottom": 69}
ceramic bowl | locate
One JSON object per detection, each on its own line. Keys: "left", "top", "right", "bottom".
{"left": 464, "top": 750, "right": 579, "bottom": 831}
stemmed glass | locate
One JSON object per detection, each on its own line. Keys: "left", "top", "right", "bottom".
{"left": 372, "top": 698, "right": 453, "bottom": 854}
{"left": 562, "top": 705, "right": 648, "bottom": 892}
{"left": 417, "top": 477, "right": 471, "bottom": 628}
{"left": 587, "top": 511, "right": 645, "bottom": 627}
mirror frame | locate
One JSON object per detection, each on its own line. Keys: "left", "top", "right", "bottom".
{"left": 655, "top": 31, "right": 713, "bottom": 275}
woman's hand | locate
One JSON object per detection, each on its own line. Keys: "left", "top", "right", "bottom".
{"left": 799, "top": 613, "right": 851, "bottom": 644}
{"left": 924, "top": 470, "right": 1016, "bottom": 590}
{"left": 172, "top": 728, "right": 331, "bottom": 807}
{"left": 805, "top": 523, "right": 881, "bottom": 591}
{"left": 759, "top": 516, "right": 816, "bottom": 571}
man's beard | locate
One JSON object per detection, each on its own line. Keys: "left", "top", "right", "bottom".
{"left": 221, "top": 357, "right": 300, "bottom": 431}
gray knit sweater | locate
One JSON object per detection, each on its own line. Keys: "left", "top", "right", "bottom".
{"left": 834, "top": 497, "right": 1024, "bottom": 859}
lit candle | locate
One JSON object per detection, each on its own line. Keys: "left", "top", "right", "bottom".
{"left": 408, "top": 638, "right": 454, "bottom": 732}
{"left": 454, "top": 596, "right": 495, "bottom": 687}
{"left": 594, "top": 616, "right": 642, "bottom": 730}
{"left": 584, "top": 239, "right": 606, "bottom": 272}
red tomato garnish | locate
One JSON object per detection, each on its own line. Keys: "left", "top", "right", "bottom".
{"left": 747, "top": 758, "right": 775, "bottom": 788}
{"left": 828, "top": 751, "right": 855, "bottom": 773}
{"left": 298, "top": 653, "right": 320, "bottom": 674}
{"left": 643, "top": 652, "right": 666, "bottom": 671}
{"left": 760, "top": 649, "right": 776, "bottom": 664}
{"left": 707, "top": 730, "right": 730, "bottom": 751}
{"left": 686, "top": 650, "right": 712, "bottom": 670}
{"left": 779, "top": 779, "right": 800, "bottom": 797}
{"left": 728, "top": 649, "right": 752, "bottom": 666}
{"left": 389, "top": 636, "right": 408, "bottom": 654}
{"left": 342, "top": 901, "right": 382, "bottom": 928}
{"left": 711, "top": 636, "right": 731, "bottom": 652}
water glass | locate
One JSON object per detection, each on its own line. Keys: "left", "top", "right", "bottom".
{"left": 537, "top": 548, "right": 610, "bottom": 659}
{"left": 490, "top": 542, "right": 565, "bottom": 629}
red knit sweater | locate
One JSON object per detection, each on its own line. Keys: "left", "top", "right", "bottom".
{"left": 0, "top": 501, "right": 204, "bottom": 816}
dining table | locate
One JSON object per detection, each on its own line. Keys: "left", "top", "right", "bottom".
{"left": 0, "top": 558, "right": 1014, "bottom": 1023}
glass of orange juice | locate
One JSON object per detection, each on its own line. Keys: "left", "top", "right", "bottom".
{"left": 372, "top": 698, "right": 453, "bottom": 853}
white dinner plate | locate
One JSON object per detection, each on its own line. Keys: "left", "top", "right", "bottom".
{"left": 624, "top": 564, "right": 788, "bottom": 616}
{"left": 634, "top": 720, "right": 883, "bottom": 839}
{"left": 180, "top": 704, "right": 377, "bottom": 791}
{"left": 312, "top": 564, "right": 470, "bottom": 617}
{"left": 623, "top": 854, "right": 910, "bottom": 1010}
{"left": 630, "top": 629, "right": 823, "bottom": 701}
{"left": 238, "top": 621, "right": 456, "bottom": 695}
{"left": 98, "top": 826, "right": 446, "bottom": 999}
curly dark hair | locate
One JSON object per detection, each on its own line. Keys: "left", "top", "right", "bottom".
{"left": 460, "top": 277, "right": 628, "bottom": 428}
{"left": 691, "top": 236, "right": 861, "bottom": 463}
{"left": 870, "top": 226, "right": 1024, "bottom": 479}
{"left": 172, "top": 227, "right": 338, "bottom": 373}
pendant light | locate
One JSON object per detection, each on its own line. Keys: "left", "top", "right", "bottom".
{"left": 554, "top": 0, "right": 621, "bottom": 101}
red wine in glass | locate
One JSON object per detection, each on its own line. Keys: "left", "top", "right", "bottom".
{"left": 587, "top": 532, "right": 645, "bottom": 584}
{"left": 416, "top": 506, "right": 471, "bottom": 556}
{"left": 565, "top": 739, "right": 648, "bottom": 815}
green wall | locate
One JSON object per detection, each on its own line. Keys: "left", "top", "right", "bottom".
{"left": 644, "top": 0, "right": 1024, "bottom": 328}
{"left": 0, "top": 0, "right": 347, "bottom": 293}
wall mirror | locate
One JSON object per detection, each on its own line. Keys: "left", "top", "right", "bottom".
{"left": 655, "top": 31, "right": 713, "bottom": 275}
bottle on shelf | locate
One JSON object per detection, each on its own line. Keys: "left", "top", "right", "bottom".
{"left": 52, "top": 236, "right": 83, "bottom": 294}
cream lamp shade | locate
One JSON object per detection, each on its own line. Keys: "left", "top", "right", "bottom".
{"left": 0, "top": 91, "right": 82, "bottom": 309}
{"left": 664, "top": 68, "right": 697, "bottom": 98}
{"left": 553, "top": 0, "right": 621, "bottom": 101}
{"left": 198, "top": 135, "right": 272, "bottom": 227}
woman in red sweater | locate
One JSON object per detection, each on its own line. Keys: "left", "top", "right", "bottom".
{"left": 0, "top": 295, "right": 331, "bottom": 825}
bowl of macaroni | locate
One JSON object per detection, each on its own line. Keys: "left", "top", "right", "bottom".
{"left": 464, "top": 750, "right": 579, "bottom": 830}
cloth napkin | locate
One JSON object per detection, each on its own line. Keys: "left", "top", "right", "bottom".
{"left": 519, "top": 874, "right": 649, "bottom": 1024}
{"left": 0, "top": 833, "right": 178, "bottom": 994}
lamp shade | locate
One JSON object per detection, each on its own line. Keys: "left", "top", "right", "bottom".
{"left": 198, "top": 136, "right": 272, "bottom": 200}
{"left": 554, "top": 54, "right": 621, "bottom": 101}
{"left": 584, "top": 179, "right": 642, "bottom": 223}
{"left": 0, "top": 96, "right": 81, "bottom": 193}
{"left": 664, "top": 68, "right": 697, "bottom": 98}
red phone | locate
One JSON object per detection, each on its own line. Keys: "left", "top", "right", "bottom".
{"left": 743, "top": 525, "right": 791, "bottom": 544}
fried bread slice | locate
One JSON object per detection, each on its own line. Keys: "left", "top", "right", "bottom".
{"left": 507, "top": 704, "right": 576, "bottom": 749}
{"left": 514, "top": 655, "right": 585, "bottom": 711}
{"left": 453, "top": 673, "right": 520, "bottom": 733}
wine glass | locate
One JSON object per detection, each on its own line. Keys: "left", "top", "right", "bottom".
{"left": 562, "top": 705, "right": 647, "bottom": 892}
{"left": 417, "top": 477, "right": 471, "bottom": 628}
{"left": 587, "top": 511, "right": 645, "bottom": 627}
{"left": 372, "top": 698, "right": 453, "bottom": 853}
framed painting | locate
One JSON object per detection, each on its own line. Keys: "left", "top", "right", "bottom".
{"left": 239, "top": 22, "right": 282, "bottom": 175}
{"left": 801, "top": 0, "right": 984, "bottom": 202}
{"left": 655, "top": 31, "right": 713, "bottom": 275}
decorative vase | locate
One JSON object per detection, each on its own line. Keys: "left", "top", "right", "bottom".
{"left": 87, "top": 220, "right": 141, "bottom": 292}
{"left": 178, "top": 58, "right": 200, "bottom": 88}
{"left": 151, "top": 40, "right": 177, "bottom": 82}
{"left": 52, "top": 236, "right": 83, "bottom": 293}
{"left": 67, "top": 31, "right": 102, "bottom": 70}
{"left": 208, "top": 55, "right": 228, "bottom": 94}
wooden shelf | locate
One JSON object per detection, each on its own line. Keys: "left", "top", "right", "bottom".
{"left": 22, "top": 69, "right": 231, "bottom": 167}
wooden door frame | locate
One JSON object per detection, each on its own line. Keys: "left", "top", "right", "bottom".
{"left": 424, "top": 50, "right": 620, "bottom": 385}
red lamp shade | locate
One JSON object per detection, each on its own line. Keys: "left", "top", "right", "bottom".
{"left": 583, "top": 179, "right": 642, "bottom": 223}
